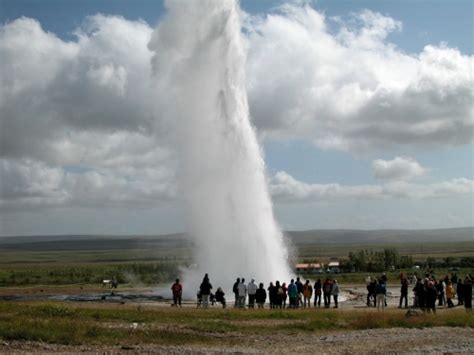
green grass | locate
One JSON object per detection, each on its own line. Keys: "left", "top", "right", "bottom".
{"left": 0, "top": 302, "right": 472, "bottom": 346}
{"left": 0, "top": 262, "right": 181, "bottom": 287}
{"left": 0, "top": 238, "right": 472, "bottom": 287}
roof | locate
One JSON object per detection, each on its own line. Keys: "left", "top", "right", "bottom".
{"left": 295, "top": 263, "right": 322, "bottom": 269}
{"left": 328, "top": 261, "right": 340, "bottom": 267}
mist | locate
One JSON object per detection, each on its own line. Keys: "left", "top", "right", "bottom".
{"left": 148, "top": 0, "right": 292, "bottom": 295}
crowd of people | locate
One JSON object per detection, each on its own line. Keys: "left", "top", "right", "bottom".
{"left": 232, "top": 276, "right": 341, "bottom": 309}
{"left": 170, "top": 272, "right": 473, "bottom": 312}
{"left": 365, "top": 272, "right": 473, "bottom": 312}
{"left": 405, "top": 272, "right": 472, "bottom": 312}
{"left": 171, "top": 274, "right": 341, "bottom": 309}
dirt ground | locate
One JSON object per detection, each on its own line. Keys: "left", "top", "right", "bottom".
{"left": 1, "top": 327, "right": 473, "bottom": 354}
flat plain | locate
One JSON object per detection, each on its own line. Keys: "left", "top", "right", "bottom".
{"left": 0, "top": 228, "right": 473, "bottom": 353}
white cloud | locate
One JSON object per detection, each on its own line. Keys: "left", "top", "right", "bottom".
{"left": 0, "top": 15, "right": 157, "bottom": 163}
{"left": 0, "top": 158, "right": 176, "bottom": 210}
{"left": 269, "top": 171, "right": 473, "bottom": 202}
{"left": 245, "top": 5, "right": 474, "bottom": 151}
{"left": 372, "top": 156, "right": 426, "bottom": 181}
{"left": 0, "top": 16, "right": 177, "bottom": 210}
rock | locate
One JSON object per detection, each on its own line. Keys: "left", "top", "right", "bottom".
{"left": 405, "top": 309, "right": 422, "bottom": 317}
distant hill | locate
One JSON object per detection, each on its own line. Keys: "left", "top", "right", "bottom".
{"left": 0, "top": 228, "right": 472, "bottom": 251}
{"left": 285, "top": 227, "right": 474, "bottom": 245}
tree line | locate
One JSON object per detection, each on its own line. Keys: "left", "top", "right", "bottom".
{"left": 344, "top": 249, "right": 474, "bottom": 272}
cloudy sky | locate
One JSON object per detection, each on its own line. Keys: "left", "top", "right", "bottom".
{"left": 0, "top": 0, "right": 472, "bottom": 236}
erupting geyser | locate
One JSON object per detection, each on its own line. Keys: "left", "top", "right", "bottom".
{"left": 149, "top": 0, "right": 291, "bottom": 293}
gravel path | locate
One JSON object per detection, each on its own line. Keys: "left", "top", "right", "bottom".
{"left": 2, "top": 327, "right": 473, "bottom": 354}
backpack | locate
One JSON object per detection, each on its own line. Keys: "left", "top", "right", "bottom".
{"left": 277, "top": 287, "right": 284, "bottom": 296}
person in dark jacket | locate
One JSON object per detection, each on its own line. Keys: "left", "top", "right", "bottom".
{"left": 256, "top": 283, "right": 267, "bottom": 308}
{"left": 367, "top": 280, "right": 376, "bottom": 307}
{"left": 233, "top": 278, "right": 240, "bottom": 308}
{"left": 275, "top": 281, "right": 284, "bottom": 309}
{"left": 268, "top": 282, "right": 276, "bottom": 309}
{"left": 463, "top": 276, "right": 472, "bottom": 311}
{"left": 399, "top": 278, "right": 409, "bottom": 308}
{"left": 425, "top": 281, "right": 437, "bottom": 313}
{"left": 215, "top": 287, "right": 226, "bottom": 308}
{"left": 457, "top": 279, "right": 464, "bottom": 306}
{"left": 281, "top": 282, "right": 288, "bottom": 308}
{"left": 323, "top": 278, "right": 332, "bottom": 308}
{"left": 295, "top": 277, "right": 304, "bottom": 308}
{"left": 435, "top": 280, "right": 445, "bottom": 306}
{"left": 314, "top": 279, "right": 322, "bottom": 307}
{"left": 375, "top": 280, "right": 387, "bottom": 311}
{"left": 414, "top": 279, "right": 426, "bottom": 310}
{"left": 200, "top": 274, "right": 212, "bottom": 308}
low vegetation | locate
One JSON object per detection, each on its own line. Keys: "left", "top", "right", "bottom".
{"left": 0, "top": 262, "right": 180, "bottom": 287}
{"left": 0, "top": 302, "right": 472, "bottom": 346}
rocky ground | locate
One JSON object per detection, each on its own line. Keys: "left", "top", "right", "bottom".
{"left": 1, "top": 327, "right": 473, "bottom": 354}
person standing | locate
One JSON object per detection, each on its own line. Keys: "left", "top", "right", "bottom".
{"left": 247, "top": 278, "right": 258, "bottom": 308}
{"left": 331, "top": 279, "right": 340, "bottom": 308}
{"left": 233, "top": 278, "right": 240, "bottom": 308}
{"left": 446, "top": 281, "right": 456, "bottom": 308}
{"left": 281, "top": 282, "right": 288, "bottom": 308}
{"left": 436, "top": 279, "right": 445, "bottom": 306}
{"left": 237, "top": 278, "right": 247, "bottom": 308}
{"left": 457, "top": 279, "right": 464, "bottom": 306}
{"left": 256, "top": 283, "right": 267, "bottom": 308}
{"left": 367, "top": 280, "right": 376, "bottom": 307}
{"left": 323, "top": 278, "right": 332, "bottom": 308}
{"left": 288, "top": 279, "right": 298, "bottom": 308}
{"left": 375, "top": 280, "right": 386, "bottom": 311}
{"left": 268, "top": 282, "right": 276, "bottom": 309}
{"left": 171, "top": 278, "right": 183, "bottom": 307}
{"left": 275, "top": 281, "right": 284, "bottom": 308}
{"left": 200, "top": 274, "right": 212, "bottom": 309}
{"left": 295, "top": 277, "right": 304, "bottom": 308}
{"left": 314, "top": 279, "right": 322, "bottom": 307}
{"left": 426, "top": 281, "right": 437, "bottom": 313}
{"left": 399, "top": 278, "right": 409, "bottom": 308}
{"left": 463, "top": 276, "right": 472, "bottom": 312}
{"left": 303, "top": 280, "right": 313, "bottom": 308}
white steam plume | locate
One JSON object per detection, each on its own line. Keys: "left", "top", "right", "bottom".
{"left": 149, "top": 0, "right": 291, "bottom": 295}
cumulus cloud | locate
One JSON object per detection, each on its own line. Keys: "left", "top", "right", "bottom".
{"left": 0, "top": 16, "right": 177, "bottom": 209}
{"left": 0, "top": 4, "right": 472, "bottom": 213}
{"left": 270, "top": 171, "right": 383, "bottom": 202}
{"left": 372, "top": 156, "right": 426, "bottom": 181}
{"left": 0, "top": 16, "right": 157, "bottom": 161}
{"left": 0, "top": 158, "right": 176, "bottom": 210}
{"left": 245, "top": 5, "right": 474, "bottom": 151}
{"left": 270, "top": 171, "right": 473, "bottom": 202}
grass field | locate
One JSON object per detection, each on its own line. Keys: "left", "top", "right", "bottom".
{"left": 0, "top": 235, "right": 473, "bottom": 287}
{"left": 0, "top": 302, "right": 472, "bottom": 347}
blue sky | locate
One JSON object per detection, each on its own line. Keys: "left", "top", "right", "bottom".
{"left": 2, "top": 0, "right": 472, "bottom": 53}
{"left": 0, "top": 0, "right": 472, "bottom": 235}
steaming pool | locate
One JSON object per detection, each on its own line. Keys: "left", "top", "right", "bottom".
{"left": 0, "top": 288, "right": 381, "bottom": 306}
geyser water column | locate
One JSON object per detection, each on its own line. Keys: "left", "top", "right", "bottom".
{"left": 149, "top": 0, "right": 291, "bottom": 292}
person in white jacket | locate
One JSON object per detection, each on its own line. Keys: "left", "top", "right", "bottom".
{"left": 247, "top": 278, "right": 258, "bottom": 308}
{"left": 331, "top": 279, "right": 340, "bottom": 308}
{"left": 237, "top": 278, "right": 247, "bottom": 308}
